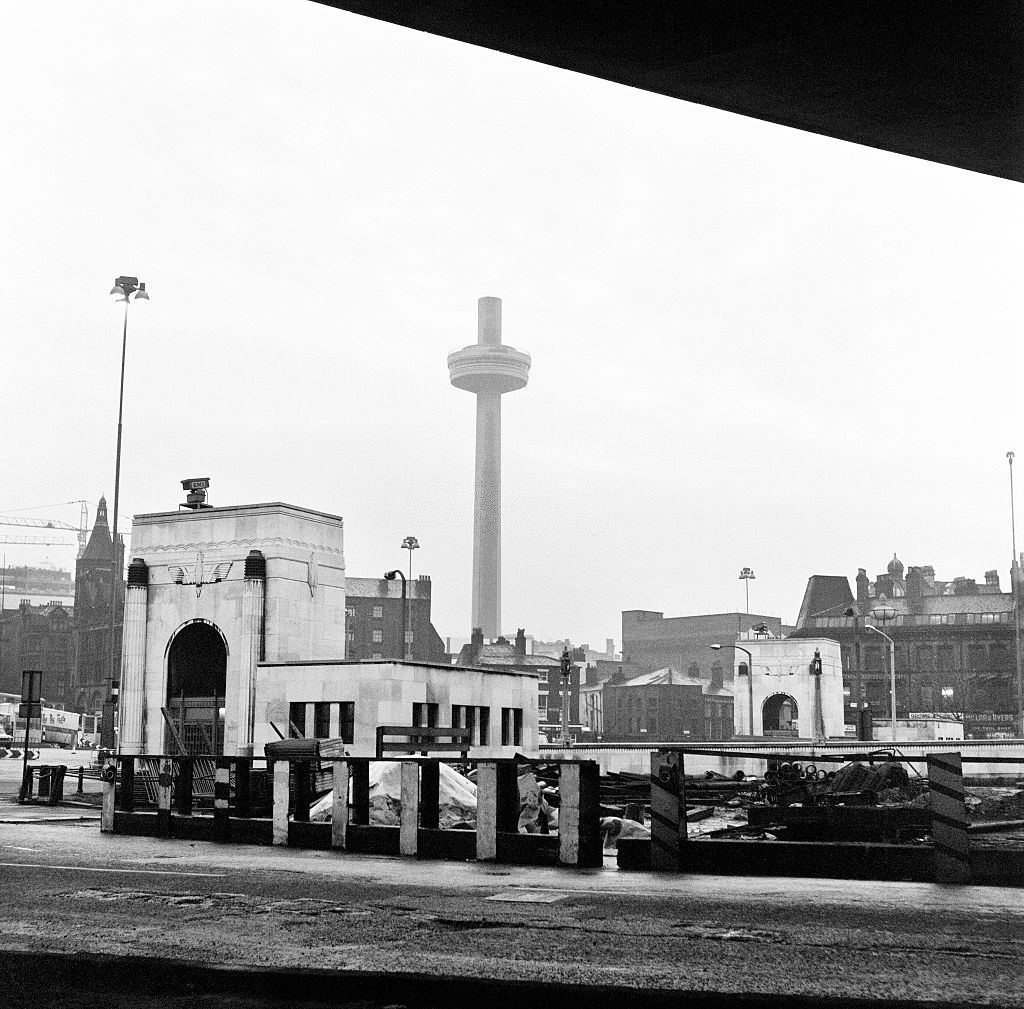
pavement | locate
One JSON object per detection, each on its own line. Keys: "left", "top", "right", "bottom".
{"left": 2, "top": 804, "right": 1024, "bottom": 1008}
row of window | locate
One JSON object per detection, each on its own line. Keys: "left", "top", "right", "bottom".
{"left": 288, "top": 701, "right": 525, "bottom": 747}
{"left": 812, "top": 612, "right": 1010, "bottom": 628}
{"left": 346, "top": 605, "right": 386, "bottom": 619}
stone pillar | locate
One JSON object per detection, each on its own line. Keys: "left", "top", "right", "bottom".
{"left": 118, "top": 558, "right": 149, "bottom": 755}
{"left": 236, "top": 550, "right": 266, "bottom": 757}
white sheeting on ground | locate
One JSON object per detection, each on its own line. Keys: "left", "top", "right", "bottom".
{"left": 309, "top": 760, "right": 477, "bottom": 827}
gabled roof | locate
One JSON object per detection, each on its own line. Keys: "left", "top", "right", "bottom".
{"left": 795, "top": 575, "right": 855, "bottom": 627}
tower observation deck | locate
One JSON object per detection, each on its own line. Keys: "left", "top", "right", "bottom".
{"left": 448, "top": 297, "right": 530, "bottom": 638}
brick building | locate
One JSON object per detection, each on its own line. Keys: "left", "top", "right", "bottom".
{"left": 602, "top": 666, "right": 734, "bottom": 742}
{"left": 456, "top": 629, "right": 581, "bottom": 740}
{"left": 344, "top": 575, "right": 446, "bottom": 663}
{"left": 790, "top": 555, "right": 1019, "bottom": 738}
{"left": 622, "top": 609, "right": 789, "bottom": 685}
{"left": 0, "top": 600, "right": 74, "bottom": 701}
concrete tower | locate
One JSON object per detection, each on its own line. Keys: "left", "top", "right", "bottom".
{"left": 448, "top": 297, "right": 531, "bottom": 638}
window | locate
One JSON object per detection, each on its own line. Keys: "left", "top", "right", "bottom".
{"left": 345, "top": 606, "right": 355, "bottom": 618}
{"left": 371, "top": 652, "right": 382, "bottom": 660}
{"left": 372, "top": 605, "right": 383, "bottom": 619}
{"left": 413, "top": 702, "right": 438, "bottom": 727}
{"left": 338, "top": 701, "right": 355, "bottom": 743}
{"left": 501, "top": 707, "right": 523, "bottom": 746}
{"left": 537, "top": 695, "right": 548, "bottom": 717}
{"left": 405, "top": 630, "right": 413, "bottom": 644}
{"left": 313, "top": 702, "right": 331, "bottom": 739}
{"left": 372, "top": 629, "right": 383, "bottom": 643}
{"left": 346, "top": 631, "right": 355, "bottom": 643}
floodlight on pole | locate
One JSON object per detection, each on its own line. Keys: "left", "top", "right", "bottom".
{"left": 105, "top": 275, "right": 148, "bottom": 750}
{"left": 739, "top": 567, "right": 755, "bottom": 612}
{"left": 400, "top": 536, "right": 419, "bottom": 659}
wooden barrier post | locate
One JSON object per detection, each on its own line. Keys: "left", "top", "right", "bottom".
{"left": 420, "top": 761, "right": 440, "bottom": 830}
{"left": 928, "top": 751, "right": 970, "bottom": 884}
{"left": 46, "top": 766, "right": 66, "bottom": 807}
{"left": 293, "top": 760, "right": 311, "bottom": 823}
{"left": 476, "top": 761, "right": 498, "bottom": 861}
{"left": 272, "top": 760, "right": 290, "bottom": 845}
{"left": 214, "top": 758, "right": 231, "bottom": 842}
{"left": 399, "top": 761, "right": 420, "bottom": 856}
{"left": 650, "top": 750, "right": 686, "bottom": 871}
{"left": 100, "top": 758, "right": 116, "bottom": 833}
{"left": 177, "top": 757, "right": 194, "bottom": 817}
{"left": 38, "top": 766, "right": 51, "bottom": 799}
{"left": 351, "top": 760, "right": 370, "bottom": 825}
{"left": 331, "top": 759, "right": 349, "bottom": 850}
{"left": 558, "top": 761, "right": 603, "bottom": 868}
{"left": 157, "top": 758, "right": 173, "bottom": 837}
{"left": 235, "top": 758, "right": 251, "bottom": 819}
{"left": 120, "top": 756, "right": 135, "bottom": 813}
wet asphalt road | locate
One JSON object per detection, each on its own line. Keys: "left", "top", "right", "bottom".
{"left": 1, "top": 813, "right": 1023, "bottom": 1008}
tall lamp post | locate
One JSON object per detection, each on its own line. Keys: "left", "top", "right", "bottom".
{"left": 866, "top": 602, "right": 897, "bottom": 742}
{"left": 1008, "top": 452, "right": 1024, "bottom": 738}
{"left": 401, "top": 536, "right": 419, "bottom": 659}
{"left": 711, "top": 642, "right": 755, "bottom": 735}
{"left": 739, "top": 567, "right": 755, "bottom": 612}
{"left": 384, "top": 570, "right": 407, "bottom": 660}
{"left": 105, "top": 276, "right": 148, "bottom": 750}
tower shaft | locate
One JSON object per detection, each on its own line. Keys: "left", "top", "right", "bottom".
{"left": 472, "top": 392, "right": 501, "bottom": 637}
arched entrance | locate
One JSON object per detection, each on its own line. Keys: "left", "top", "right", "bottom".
{"left": 762, "top": 693, "right": 799, "bottom": 736}
{"left": 166, "top": 620, "right": 228, "bottom": 755}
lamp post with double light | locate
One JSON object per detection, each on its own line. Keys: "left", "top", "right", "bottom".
{"left": 866, "top": 601, "right": 898, "bottom": 741}
{"left": 401, "top": 536, "right": 419, "bottom": 659}
{"left": 739, "top": 567, "right": 755, "bottom": 612}
{"left": 104, "top": 276, "right": 148, "bottom": 749}
{"left": 711, "top": 642, "right": 755, "bottom": 735}
{"left": 384, "top": 570, "right": 407, "bottom": 660}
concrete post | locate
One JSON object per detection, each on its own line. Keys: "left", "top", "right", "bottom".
{"left": 399, "top": 761, "right": 420, "bottom": 856}
{"left": 272, "top": 760, "right": 290, "bottom": 846}
{"left": 476, "top": 761, "right": 498, "bottom": 861}
{"left": 558, "top": 761, "right": 602, "bottom": 868}
{"left": 236, "top": 550, "right": 266, "bottom": 758}
{"left": 650, "top": 751, "right": 687, "bottom": 871}
{"left": 100, "top": 758, "right": 116, "bottom": 833}
{"left": 214, "top": 758, "right": 231, "bottom": 842}
{"left": 331, "top": 760, "right": 349, "bottom": 850}
{"left": 928, "top": 751, "right": 971, "bottom": 884}
{"left": 157, "top": 757, "right": 173, "bottom": 836}
{"left": 118, "top": 559, "right": 149, "bottom": 755}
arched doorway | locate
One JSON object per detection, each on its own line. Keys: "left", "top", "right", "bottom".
{"left": 166, "top": 620, "right": 228, "bottom": 755}
{"left": 762, "top": 693, "right": 799, "bottom": 736}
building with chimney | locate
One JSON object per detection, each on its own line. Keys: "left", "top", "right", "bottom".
{"left": 790, "top": 555, "right": 1018, "bottom": 738}
{"left": 72, "top": 496, "right": 124, "bottom": 714}
{"left": 344, "top": 575, "right": 446, "bottom": 663}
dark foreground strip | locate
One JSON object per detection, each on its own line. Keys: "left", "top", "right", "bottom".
{"left": 3, "top": 950, "right": 1017, "bottom": 1009}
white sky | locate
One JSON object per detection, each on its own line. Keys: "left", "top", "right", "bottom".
{"left": 2, "top": 1, "right": 1022, "bottom": 648}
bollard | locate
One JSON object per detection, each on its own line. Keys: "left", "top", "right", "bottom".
{"left": 38, "top": 766, "right": 51, "bottom": 799}
{"left": 77, "top": 765, "right": 84, "bottom": 795}
{"left": 928, "top": 751, "right": 970, "bottom": 884}
{"left": 235, "top": 759, "right": 251, "bottom": 819}
{"left": 120, "top": 757, "right": 135, "bottom": 813}
{"left": 650, "top": 751, "right": 687, "bottom": 871}
{"left": 100, "top": 759, "right": 116, "bottom": 833}
{"left": 272, "top": 760, "right": 290, "bottom": 845}
{"left": 47, "top": 766, "right": 66, "bottom": 807}
{"left": 399, "top": 762, "right": 420, "bottom": 856}
{"left": 157, "top": 759, "right": 173, "bottom": 837}
{"left": 214, "top": 759, "right": 231, "bottom": 842}
{"left": 558, "top": 762, "right": 603, "bottom": 868}
{"left": 331, "top": 760, "right": 349, "bottom": 850}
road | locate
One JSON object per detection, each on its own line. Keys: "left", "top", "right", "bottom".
{"left": 1, "top": 810, "right": 1023, "bottom": 1008}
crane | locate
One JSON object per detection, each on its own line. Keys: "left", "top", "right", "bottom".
{"left": 0, "top": 501, "right": 91, "bottom": 556}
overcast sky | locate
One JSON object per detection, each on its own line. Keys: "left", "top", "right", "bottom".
{"left": 2, "top": 1, "right": 1022, "bottom": 649}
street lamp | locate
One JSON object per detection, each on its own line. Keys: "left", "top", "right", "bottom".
{"left": 739, "top": 567, "right": 755, "bottom": 612}
{"left": 866, "top": 601, "right": 897, "bottom": 742}
{"left": 558, "top": 646, "right": 572, "bottom": 746}
{"left": 384, "top": 570, "right": 407, "bottom": 660}
{"left": 401, "top": 536, "right": 419, "bottom": 659}
{"left": 105, "top": 276, "right": 148, "bottom": 749}
{"left": 711, "top": 642, "right": 755, "bottom": 735}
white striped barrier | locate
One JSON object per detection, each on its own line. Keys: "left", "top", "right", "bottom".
{"left": 650, "top": 751, "right": 687, "bottom": 871}
{"left": 928, "top": 751, "right": 970, "bottom": 884}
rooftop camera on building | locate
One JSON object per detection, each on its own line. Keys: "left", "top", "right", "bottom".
{"left": 181, "top": 477, "right": 212, "bottom": 510}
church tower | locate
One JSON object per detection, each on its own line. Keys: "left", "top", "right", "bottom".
{"left": 72, "top": 496, "right": 125, "bottom": 713}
